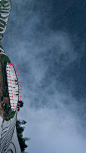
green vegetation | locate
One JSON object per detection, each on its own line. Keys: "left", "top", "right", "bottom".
{"left": 1, "top": 102, "right": 11, "bottom": 114}
{"left": 1, "top": 54, "right": 11, "bottom": 98}
{"left": 1, "top": 96, "right": 3, "bottom": 101}
{"left": 1, "top": 101, "right": 16, "bottom": 120}
{"left": 4, "top": 103, "right": 10, "bottom": 114}
{"left": 6, "top": 111, "right": 16, "bottom": 121}
{"left": 16, "top": 101, "right": 30, "bottom": 152}
{"left": 0, "top": 1, "right": 5, "bottom": 10}
{"left": 16, "top": 119, "right": 30, "bottom": 152}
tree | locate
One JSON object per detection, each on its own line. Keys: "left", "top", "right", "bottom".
{"left": 16, "top": 119, "right": 27, "bottom": 126}
{"left": 16, "top": 119, "right": 30, "bottom": 152}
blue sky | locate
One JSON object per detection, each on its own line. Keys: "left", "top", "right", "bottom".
{"left": 1, "top": 0, "right": 86, "bottom": 152}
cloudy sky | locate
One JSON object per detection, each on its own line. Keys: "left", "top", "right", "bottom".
{"left": 1, "top": 0, "right": 86, "bottom": 152}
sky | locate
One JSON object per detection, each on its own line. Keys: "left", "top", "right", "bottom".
{"left": 1, "top": 0, "right": 86, "bottom": 152}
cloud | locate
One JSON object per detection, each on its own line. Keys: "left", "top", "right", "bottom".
{"left": 18, "top": 94, "right": 86, "bottom": 153}
{"left": 1, "top": 0, "right": 86, "bottom": 153}
{"left": 6, "top": 30, "right": 77, "bottom": 110}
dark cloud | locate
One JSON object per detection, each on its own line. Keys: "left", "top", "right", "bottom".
{"left": 1, "top": 0, "right": 86, "bottom": 152}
